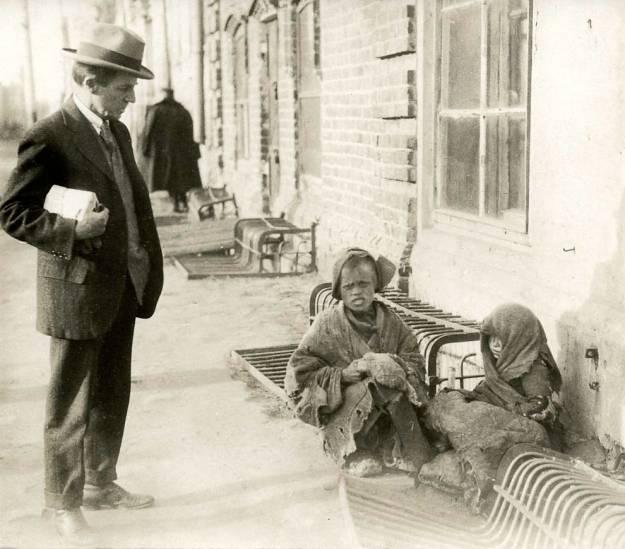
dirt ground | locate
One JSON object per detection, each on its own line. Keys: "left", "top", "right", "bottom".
{"left": 0, "top": 139, "right": 18, "bottom": 198}
{"left": 0, "top": 144, "right": 485, "bottom": 549}
{"left": 0, "top": 206, "right": 363, "bottom": 549}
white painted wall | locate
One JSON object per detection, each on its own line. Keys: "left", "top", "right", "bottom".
{"left": 411, "top": 1, "right": 625, "bottom": 449}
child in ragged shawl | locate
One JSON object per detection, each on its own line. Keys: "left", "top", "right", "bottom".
{"left": 284, "top": 248, "right": 433, "bottom": 477}
{"left": 473, "top": 303, "right": 563, "bottom": 446}
{"left": 420, "top": 303, "right": 564, "bottom": 513}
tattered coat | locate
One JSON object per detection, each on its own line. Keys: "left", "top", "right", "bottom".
{"left": 285, "top": 300, "right": 429, "bottom": 463}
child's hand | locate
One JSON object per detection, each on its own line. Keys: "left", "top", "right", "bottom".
{"left": 341, "top": 368, "right": 364, "bottom": 384}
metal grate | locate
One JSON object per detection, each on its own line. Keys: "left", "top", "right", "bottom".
{"left": 340, "top": 445, "right": 625, "bottom": 549}
{"left": 173, "top": 218, "right": 316, "bottom": 279}
{"left": 474, "top": 446, "right": 625, "bottom": 548}
{"left": 231, "top": 344, "right": 296, "bottom": 401}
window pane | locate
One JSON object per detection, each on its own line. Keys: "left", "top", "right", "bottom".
{"left": 234, "top": 29, "right": 248, "bottom": 159}
{"left": 487, "top": 0, "right": 529, "bottom": 108}
{"left": 297, "top": 2, "right": 321, "bottom": 177}
{"left": 485, "top": 116, "right": 526, "bottom": 221}
{"left": 440, "top": 118, "right": 480, "bottom": 214}
{"left": 234, "top": 32, "right": 247, "bottom": 100}
{"left": 441, "top": 5, "right": 481, "bottom": 109}
{"left": 236, "top": 104, "right": 248, "bottom": 158}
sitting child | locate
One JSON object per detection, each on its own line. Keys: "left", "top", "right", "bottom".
{"left": 473, "top": 302, "right": 563, "bottom": 446}
{"left": 284, "top": 247, "right": 433, "bottom": 477}
{"left": 420, "top": 303, "right": 564, "bottom": 513}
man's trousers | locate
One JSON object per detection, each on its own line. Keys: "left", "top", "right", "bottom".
{"left": 44, "top": 280, "right": 138, "bottom": 509}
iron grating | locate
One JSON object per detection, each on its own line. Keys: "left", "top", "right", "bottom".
{"left": 233, "top": 284, "right": 484, "bottom": 402}
{"left": 340, "top": 445, "right": 625, "bottom": 549}
{"left": 231, "top": 344, "right": 297, "bottom": 401}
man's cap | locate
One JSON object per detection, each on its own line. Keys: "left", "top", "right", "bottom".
{"left": 331, "top": 247, "right": 396, "bottom": 300}
{"left": 63, "top": 22, "right": 154, "bottom": 80}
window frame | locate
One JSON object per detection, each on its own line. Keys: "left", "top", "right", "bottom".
{"left": 432, "top": 0, "right": 533, "bottom": 238}
{"left": 233, "top": 22, "right": 250, "bottom": 161}
{"left": 295, "top": 0, "right": 322, "bottom": 180}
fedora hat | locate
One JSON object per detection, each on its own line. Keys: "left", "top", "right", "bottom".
{"left": 63, "top": 23, "right": 154, "bottom": 80}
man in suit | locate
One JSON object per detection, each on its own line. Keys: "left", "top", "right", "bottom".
{"left": 0, "top": 23, "right": 163, "bottom": 546}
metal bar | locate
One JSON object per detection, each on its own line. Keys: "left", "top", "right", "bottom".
{"left": 376, "top": 294, "right": 479, "bottom": 333}
{"left": 237, "top": 344, "right": 297, "bottom": 354}
{"left": 439, "top": 107, "right": 526, "bottom": 118}
{"left": 440, "top": 0, "right": 482, "bottom": 14}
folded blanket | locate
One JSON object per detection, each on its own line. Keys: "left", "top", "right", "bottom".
{"left": 344, "top": 352, "right": 423, "bottom": 407}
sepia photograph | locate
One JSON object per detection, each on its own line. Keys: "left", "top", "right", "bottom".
{"left": 1, "top": 0, "right": 624, "bottom": 548}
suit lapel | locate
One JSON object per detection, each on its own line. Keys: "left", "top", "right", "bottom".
{"left": 111, "top": 121, "right": 151, "bottom": 210}
{"left": 61, "top": 98, "right": 114, "bottom": 181}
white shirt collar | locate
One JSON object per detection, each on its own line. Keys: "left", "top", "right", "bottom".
{"left": 73, "top": 94, "right": 105, "bottom": 134}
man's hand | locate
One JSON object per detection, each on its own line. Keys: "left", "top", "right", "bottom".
{"left": 75, "top": 207, "right": 109, "bottom": 240}
{"left": 75, "top": 237, "right": 103, "bottom": 256}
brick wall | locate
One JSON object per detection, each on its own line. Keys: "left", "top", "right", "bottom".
{"left": 155, "top": 0, "right": 420, "bottom": 279}
{"left": 289, "top": 0, "right": 418, "bottom": 277}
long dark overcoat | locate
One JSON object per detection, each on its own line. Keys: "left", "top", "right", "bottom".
{"left": 0, "top": 98, "right": 164, "bottom": 340}
{"left": 140, "top": 97, "right": 202, "bottom": 194}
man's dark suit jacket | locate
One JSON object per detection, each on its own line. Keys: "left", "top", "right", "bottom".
{"left": 0, "top": 98, "right": 163, "bottom": 340}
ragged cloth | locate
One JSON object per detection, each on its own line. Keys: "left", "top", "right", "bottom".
{"left": 473, "top": 303, "right": 562, "bottom": 412}
{"left": 420, "top": 390, "right": 550, "bottom": 513}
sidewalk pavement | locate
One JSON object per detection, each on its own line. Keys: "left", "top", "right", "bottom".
{"left": 0, "top": 224, "right": 354, "bottom": 548}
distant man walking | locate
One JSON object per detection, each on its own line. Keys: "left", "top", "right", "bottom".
{"left": 0, "top": 23, "right": 163, "bottom": 546}
{"left": 140, "top": 87, "right": 202, "bottom": 212}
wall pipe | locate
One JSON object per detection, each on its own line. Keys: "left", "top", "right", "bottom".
{"left": 194, "top": 0, "right": 205, "bottom": 143}
{"left": 162, "top": 0, "right": 172, "bottom": 88}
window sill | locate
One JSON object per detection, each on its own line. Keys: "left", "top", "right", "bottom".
{"left": 433, "top": 209, "right": 530, "bottom": 247}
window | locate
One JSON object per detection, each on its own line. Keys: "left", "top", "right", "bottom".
{"left": 436, "top": 0, "right": 531, "bottom": 233}
{"left": 234, "top": 24, "right": 249, "bottom": 160}
{"left": 296, "top": 0, "right": 321, "bottom": 178}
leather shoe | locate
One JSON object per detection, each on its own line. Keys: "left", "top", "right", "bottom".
{"left": 42, "top": 508, "right": 98, "bottom": 547}
{"left": 83, "top": 482, "right": 155, "bottom": 510}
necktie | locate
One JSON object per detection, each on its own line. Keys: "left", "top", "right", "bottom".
{"left": 99, "top": 122, "right": 126, "bottom": 184}
{"left": 99, "top": 121, "right": 149, "bottom": 304}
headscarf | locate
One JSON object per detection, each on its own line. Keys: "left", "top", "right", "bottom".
{"left": 331, "top": 247, "right": 396, "bottom": 300}
{"left": 476, "top": 303, "right": 562, "bottom": 408}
